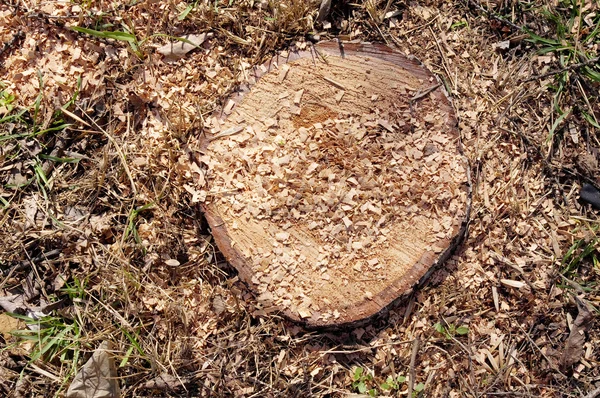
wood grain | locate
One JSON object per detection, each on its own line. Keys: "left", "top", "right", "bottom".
{"left": 199, "top": 41, "right": 472, "bottom": 329}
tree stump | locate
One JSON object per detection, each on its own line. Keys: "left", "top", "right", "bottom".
{"left": 199, "top": 42, "right": 471, "bottom": 329}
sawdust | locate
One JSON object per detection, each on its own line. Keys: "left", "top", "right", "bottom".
{"left": 201, "top": 45, "right": 470, "bottom": 326}
{"left": 1, "top": 1, "right": 599, "bottom": 396}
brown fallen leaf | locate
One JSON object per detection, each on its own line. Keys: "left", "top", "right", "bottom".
{"left": 317, "top": 0, "right": 332, "bottom": 22}
{"left": 156, "top": 33, "right": 212, "bottom": 62}
{"left": 66, "top": 341, "right": 120, "bottom": 398}
{"left": 0, "top": 313, "right": 23, "bottom": 339}
{"left": 560, "top": 296, "right": 593, "bottom": 371}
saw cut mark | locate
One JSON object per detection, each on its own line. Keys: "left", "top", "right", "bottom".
{"left": 199, "top": 42, "right": 471, "bottom": 329}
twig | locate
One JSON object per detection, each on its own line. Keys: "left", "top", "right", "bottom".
{"left": 319, "top": 340, "right": 413, "bottom": 355}
{"left": 75, "top": 104, "right": 138, "bottom": 196}
{"left": 322, "top": 76, "right": 346, "bottom": 91}
{"left": 521, "top": 56, "right": 600, "bottom": 83}
{"left": 408, "top": 337, "right": 419, "bottom": 397}
{"left": 427, "top": 25, "right": 456, "bottom": 90}
{"left": 1, "top": 249, "right": 61, "bottom": 278}
{"left": 449, "top": 334, "right": 480, "bottom": 397}
{"left": 410, "top": 83, "right": 441, "bottom": 103}
{"left": 398, "top": 15, "right": 439, "bottom": 38}
{"left": 467, "top": 0, "right": 524, "bottom": 32}
{"left": 497, "top": 126, "right": 569, "bottom": 206}
{"left": 208, "top": 126, "right": 245, "bottom": 142}
{"left": 516, "top": 322, "right": 568, "bottom": 379}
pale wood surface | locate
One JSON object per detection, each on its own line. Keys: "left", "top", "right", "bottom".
{"left": 200, "top": 42, "right": 471, "bottom": 329}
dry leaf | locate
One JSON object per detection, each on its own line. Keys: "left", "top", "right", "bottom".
{"left": 0, "top": 313, "right": 23, "bottom": 339}
{"left": 156, "top": 33, "right": 212, "bottom": 62}
{"left": 561, "top": 296, "right": 593, "bottom": 370}
{"left": 67, "top": 341, "right": 120, "bottom": 398}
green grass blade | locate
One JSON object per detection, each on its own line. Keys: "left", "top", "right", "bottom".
{"left": 35, "top": 123, "right": 72, "bottom": 136}
{"left": 0, "top": 107, "right": 27, "bottom": 124}
{"left": 35, "top": 324, "right": 74, "bottom": 361}
{"left": 34, "top": 162, "right": 49, "bottom": 186}
{"left": 0, "top": 132, "right": 30, "bottom": 141}
{"left": 146, "top": 33, "right": 203, "bottom": 49}
{"left": 121, "top": 327, "right": 145, "bottom": 357}
{"left": 119, "top": 345, "right": 135, "bottom": 368}
{"left": 525, "top": 30, "right": 560, "bottom": 46}
{"left": 178, "top": 2, "right": 196, "bottom": 20}
{"left": 71, "top": 26, "right": 137, "bottom": 43}
{"left": 582, "top": 66, "right": 600, "bottom": 82}
{"left": 582, "top": 112, "right": 600, "bottom": 129}
{"left": 537, "top": 45, "right": 576, "bottom": 55}
{"left": 547, "top": 108, "right": 571, "bottom": 141}
{"left": 38, "top": 154, "right": 80, "bottom": 163}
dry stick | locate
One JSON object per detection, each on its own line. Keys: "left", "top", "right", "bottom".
{"left": 400, "top": 15, "right": 439, "bottom": 38}
{"left": 408, "top": 337, "right": 419, "bottom": 397}
{"left": 497, "top": 125, "right": 570, "bottom": 206}
{"left": 521, "top": 56, "right": 600, "bottom": 83}
{"left": 494, "top": 88, "right": 527, "bottom": 125}
{"left": 516, "top": 322, "right": 568, "bottom": 379}
{"left": 319, "top": 340, "right": 413, "bottom": 355}
{"left": 21, "top": 241, "right": 49, "bottom": 292}
{"left": 428, "top": 344, "right": 479, "bottom": 398}
{"left": 1, "top": 249, "right": 60, "bottom": 277}
{"left": 467, "top": 0, "right": 524, "bottom": 32}
{"left": 428, "top": 26, "right": 456, "bottom": 90}
{"left": 449, "top": 334, "right": 480, "bottom": 397}
{"left": 576, "top": 78, "right": 600, "bottom": 127}
{"left": 371, "top": 19, "right": 390, "bottom": 45}
{"left": 322, "top": 76, "right": 346, "bottom": 91}
{"left": 410, "top": 83, "right": 441, "bottom": 104}
{"left": 390, "top": 16, "right": 440, "bottom": 51}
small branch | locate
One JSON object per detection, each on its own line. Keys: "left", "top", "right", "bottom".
{"left": 467, "top": 0, "right": 524, "bottom": 32}
{"left": 521, "top": 56, "right": 600, "bottom": 82}
{"left": 410, "top": 83, "right": 441, "bottom": 103}
{"left": 408, "top": 337, "right": 419, "bottom": 397}
{"left": 322, "top": 76, "right": 346, "bottom": 91}
{"left": 1, "top": 249, "right": 61, "bottom": 277}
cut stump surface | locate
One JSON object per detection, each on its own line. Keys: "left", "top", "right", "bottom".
{"left": 198, "top": 42, "right": 471, "bottom": 329}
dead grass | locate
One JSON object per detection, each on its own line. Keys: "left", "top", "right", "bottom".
{"left": 0, "top": 0, "right": 599, "bottom": 397}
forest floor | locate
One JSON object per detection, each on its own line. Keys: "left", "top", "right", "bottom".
{"left": 1, "top": 0, "right": 599, "bottom": 397}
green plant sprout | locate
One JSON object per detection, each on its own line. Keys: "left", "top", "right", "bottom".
{"left": 380, "top": 374, "right": 406, "bottom": 391}
{"left": 178, "top": 0, "right": 199, "bottom": 20}
{"left": 525, "top": 1, "right": 600, "bottom": 134}
{"left": 7, "top": 312, "right": 83, "bottom": 394}
{"left": 413, "top": 382, "right": 425, "bottom": 396}
{"left": 561, "top": 223, "right": 599, "bottom": 280}
{"left": 434, "top": 322, "right": 469, "bottom": 339}
{"left": 123, "top": 202, "right": 155, "bottom": 245}
{"left": 352, "top": 367, "right": 377, "bottom": 397}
